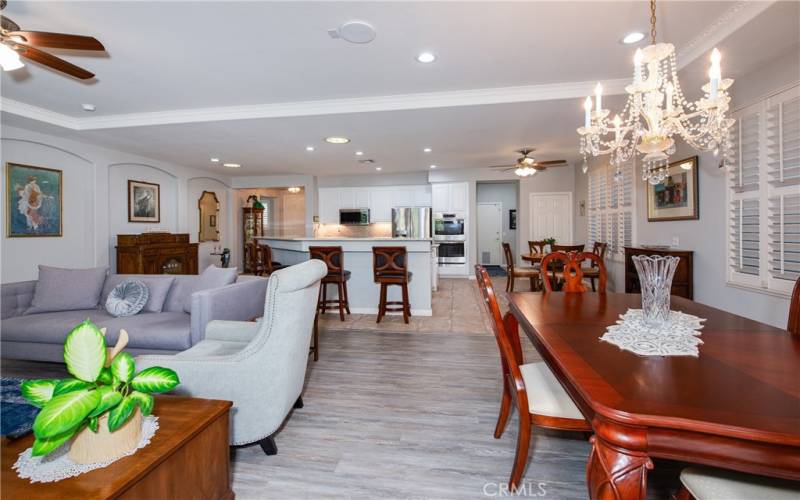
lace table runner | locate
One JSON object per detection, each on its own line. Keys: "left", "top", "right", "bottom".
{"left": 600, "top": 309, "right": 705, "bottom": 357}
{"left": 13, "top": 416, "right": 159, "bottom": 483}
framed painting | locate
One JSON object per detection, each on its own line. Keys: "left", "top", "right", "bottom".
{"left": 509, "top": 209, "right": 517, "bottom": 230}
{"left": 128, "top": 180, "right": 160, "bottom": 223}
{"left": 6, "top": 162, "right": 63, "bottom": 237}
{"left": 646, "top": 156, "right": 699, "bottom": 222}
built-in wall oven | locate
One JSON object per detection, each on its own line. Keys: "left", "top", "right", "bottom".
{"left": 434, "top": 212, "right": 466, "bottom": 264}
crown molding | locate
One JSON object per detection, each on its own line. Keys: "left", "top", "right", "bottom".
{"left": 676, "top": 0, "right": 775, "bottom": 69}
{"left": 2, "top": 78, "right": 630, "bottom": 131}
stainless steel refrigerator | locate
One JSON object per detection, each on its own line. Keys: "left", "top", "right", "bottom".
{"left": 392, "top": 207, "right": 432, "bottom": 238}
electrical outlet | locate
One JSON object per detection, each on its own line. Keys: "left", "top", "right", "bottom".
{"left": 671, "top": 236, "right": 680, "bottom": 247}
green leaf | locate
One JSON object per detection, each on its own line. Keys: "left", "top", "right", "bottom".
{"left": 20, "top": 379, "right": 58, "bottom": 408}
{"left": 110, "top": 352, "right": 136, "bottom": 384}
{"left": 88, "top": 385, "right": 124, "bottom": 418}
{"left": 97, "top": 367, "right": 113, "bottom": 386}
{"left": 107, "top": 395, "right": 137, "bottom": 432}
{"left": 32, "top": 389, "right": 100, "bottom": 438}
{"left": 88, "top": 416, "right": 99, "bottom": 433}
{"left": 63, "top": 320, "right": 106, "bottom": 382}
{"left": 130, "top": 367, "right": 179, "bottom": 394}
{"left": 53, "top": 378, "right": 92, "bottom": 396}
{"left": 31, "top": 426, "right": 79, "bottom": 457}
{"left": 129, "top": 391, "right": 154, "bottom": 416}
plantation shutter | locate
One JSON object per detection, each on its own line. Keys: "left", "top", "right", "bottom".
{"left": 587, "top": 161, "right": 634, "bottom": 256}
{"left": 727, "top": 83, "right": 799, "bottom": 295}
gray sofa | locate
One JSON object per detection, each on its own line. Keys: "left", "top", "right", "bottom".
{"left": 1, "top": 274, "right": 268, "bottom": 362}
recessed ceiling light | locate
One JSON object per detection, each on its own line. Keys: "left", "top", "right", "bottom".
{"left": 621, "top": 32, "right": 645, "bottom": 44}
{"left": 429, "top": 164, "right": 437, "bottom": 169}
{"left": 375, "top": 167, "right": 382, "bottom": 171}
{"left": 325, "top": 136, "right": 351, "bottom": 144}
{"left": 81, "top": 103, "right": 96, "bottom": 112}
{"left": 416, "top": 52, "right": 436, "bottom": 64}
{"left": 305, "top": 146, "right": 315, "bottom": 152}
{"left": 223, "top": 163, "right": 241, "bottom": 168}
{"left": 210, "top": 158, "right": 220, "bottom": 163}
{"left": 423, "top": 147, "right": 432, "bottom": 153}
{"left": 355, "top": 151, "right": 364, "bottom": 156}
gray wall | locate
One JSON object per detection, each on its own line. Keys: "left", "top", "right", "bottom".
{"left": 477, "top": 182, "right": 518, "bottom": 262}
{"left": 573, "top": 48, "right": 798, "bottom": 328}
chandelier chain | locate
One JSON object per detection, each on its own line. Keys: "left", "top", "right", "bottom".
{"left": 650, "top": 0, "right": 657, "bottom": 44}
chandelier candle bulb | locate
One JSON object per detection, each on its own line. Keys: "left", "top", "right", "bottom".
{"left": 709, "top": 48, "right": 722, "bottom": 99}
{"left": 584, "top": 97, "right": 593, "bottom": 129}
{"left": 595, "top": 83, "right": 603, "bottom": 112}
{"left": 613, "top": 114, "right": 622, "bottom": 141}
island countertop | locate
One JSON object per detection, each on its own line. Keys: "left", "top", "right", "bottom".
{"left": 256, "top": 236, "right": 433, "bottom": 316}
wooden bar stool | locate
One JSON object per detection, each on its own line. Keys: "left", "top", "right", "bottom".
{"left": 372, "top": 246, "right": 412, "bottom": 324}
{"left": 260, "top": 244, "right": 286, "bottom": 275}
{"left": 309, "top": 246, "right": 351, "bottom": 321}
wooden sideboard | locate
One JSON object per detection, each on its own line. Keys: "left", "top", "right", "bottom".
{"left": 116, "top": 233, "right": 198, "bottom": 275}
{"left": 624, "top": 246, "right": 694, "bottom": 300}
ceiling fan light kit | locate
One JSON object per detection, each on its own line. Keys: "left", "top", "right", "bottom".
{"left": 577, "top": 0, "right": 734, "bottom": 184}
{"left": 488, "top": 148, "right": 568, "bottom": 177}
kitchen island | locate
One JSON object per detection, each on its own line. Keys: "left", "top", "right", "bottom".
{"left": 256, "top": 237, "right": 433, "bottom": 316}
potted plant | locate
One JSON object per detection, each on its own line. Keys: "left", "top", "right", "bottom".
{"left": 543, "top": 237, "right": 556, "bottom": 252}
{"left": 20, "top": 319, "right": 179, "bottom": 463}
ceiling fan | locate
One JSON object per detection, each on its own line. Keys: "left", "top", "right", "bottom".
{"left": 0, "top": 0, "right": 105, "bottom": 79}
{"left": 488, "top": 148, "right": 569, "bottom": 177}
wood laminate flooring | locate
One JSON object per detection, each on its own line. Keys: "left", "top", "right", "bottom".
{"left": 2, "top": 277, "right": 682, "bottom": 499}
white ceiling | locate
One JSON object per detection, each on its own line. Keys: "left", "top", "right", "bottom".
{"left": 1, "top": 1, "right": 798, "bottom": 177}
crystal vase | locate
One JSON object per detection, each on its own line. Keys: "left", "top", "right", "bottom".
{"left": 632, "top": 255, "right": 680, "bottom": 327}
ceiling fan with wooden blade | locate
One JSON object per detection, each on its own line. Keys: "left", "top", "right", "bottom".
{"left": 488, "top": 148, "right": 569, "bottom": 177}
{"left": 0, "top": 1, "right": 105, "bottom": 79}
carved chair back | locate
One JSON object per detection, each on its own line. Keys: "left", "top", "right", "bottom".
{"left": 260, "top": 244, "right": 277, "bottom": 274}
{"left": 528, "top": 240, "right": 547, "bottom": 256}
{"left": 309, "top": 246, "right": 344, "bottom": 277}
{"left": 372, "top": 246, "right": 408, "bottom": 280}
{"left": 789, "top": 277, "right": 800, "bottom": 337}
{"left": 475, "top": 265, "right": 525, "bottom": 378}
{"left": 540, "top": 251, "right": 607, "bottom": 293}
{"left": 591, "top": 242, "right": 608, "bottom": 267}
{"left": 502, "top": 242, "right": 515, "bottom": 273}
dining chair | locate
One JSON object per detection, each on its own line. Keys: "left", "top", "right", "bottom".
{"left": 309, "top": 246, "right": 351, "bottom": 321}
{"left": 502, "top": 242, "right": 540, "bottom": 292}
{"left": 475, "top": 265, "right": 590, "bottom": 490}
{"left": 551, "top": 244, "right": 585, "bottom": 253}
{"left": 540, "top": 251, "right": 607, "bottom": 293}
{"left": 582, "top": 242, "right": 608, "bottom": 292}
{"left": 373, "top": 246, "right": 412, "bottom": 324}
{"left": 675, "top": 275, "right": 800, "bottom": 500}
{"left": 527, "top": 240, "right": 547, "bottom": 257}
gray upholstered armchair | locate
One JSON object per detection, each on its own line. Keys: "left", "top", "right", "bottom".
{"left": 136, "top": 259, "right": 327, "bottom": 454}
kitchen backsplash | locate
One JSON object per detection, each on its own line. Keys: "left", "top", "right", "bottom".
{"left": 316, "top": 222, "right": 392, "bottom": 238}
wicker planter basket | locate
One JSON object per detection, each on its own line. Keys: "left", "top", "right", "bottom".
{"left": 68, "top": 408, "right": 142, "bottom": 464}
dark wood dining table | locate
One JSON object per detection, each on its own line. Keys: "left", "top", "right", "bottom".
{"left": 505, "top": 291, "right": 800, "bottom": 500}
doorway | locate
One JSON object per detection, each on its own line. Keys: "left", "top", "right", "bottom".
{"left": 477, "top": 203, "right": 503, "bottom": 265}
{"left": 477, "top": 182, "right": 518, "bottom": 268}
{"left": 529, "top": 192, "right": 573, "bottom": 245}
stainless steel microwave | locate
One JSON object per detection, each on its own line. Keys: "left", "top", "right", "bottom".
{"left": 339, "top": 208, "right": 370, "bottom": 225}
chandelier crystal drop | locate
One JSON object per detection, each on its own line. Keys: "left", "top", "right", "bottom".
{"left": 577, "top": 0, "right": 734, "bottom": 184}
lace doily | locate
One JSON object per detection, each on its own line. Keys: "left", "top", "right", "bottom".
{"left": 600, "top": 309, "right": 705, "bottom": 357}
{"left": 13, "top": 416, "right": 159, "bottom": 483}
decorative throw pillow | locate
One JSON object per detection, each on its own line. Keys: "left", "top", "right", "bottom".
{"left": 105, "top": 280, "right": 149, "bottom": 317}
{"left": 100, "top": 275, "right": 175, "bottom": 313}
{"left": 25, "top": 265, "right": 109, "bottom": 315}
{"left": 183, "top": 265, "right": 238, "bottom": 313}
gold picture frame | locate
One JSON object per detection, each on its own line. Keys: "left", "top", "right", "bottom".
{"left": 646, "top": 156, "right": 699, "bottom": 222}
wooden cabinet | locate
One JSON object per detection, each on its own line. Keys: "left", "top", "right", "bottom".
{"left": 242, "top": 208, "right": 263, "bottom": 272}
{"left": 116, "top": 233, "right": 199, "bottom": 275}
{"left": 624, "top": 246, "right": 694, "bottom": 299}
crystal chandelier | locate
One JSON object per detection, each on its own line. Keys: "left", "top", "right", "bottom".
{"left": 577, "top": 0, "right": 734, "bottom": 184}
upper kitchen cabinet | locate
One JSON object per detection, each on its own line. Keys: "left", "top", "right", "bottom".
{"left": 318, "top": 188, "right": 340, "bottom": 224}
{"left": 432, "top": 182, "right": 468, "bottom": 213}
{"left": 370, "top": 188, "right": 393, "bottom": 222}
{"left": 391, "top": 189, "right": 414, "bottom": 208}
{"left": 338, "top": 188, "right": 357, "bottom": 209}
{"left": 355, "top": 189, "right": 371, "bottom": 208}
{"left": 413, "top": 185, "right": 432, "bottom": 207}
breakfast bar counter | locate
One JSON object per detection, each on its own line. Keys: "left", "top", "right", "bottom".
{"left": 255, "top": 237, "right": 433, "bottom": 315}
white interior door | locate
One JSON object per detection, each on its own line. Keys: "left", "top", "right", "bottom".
{"left": 529, "top": 193, "right": 573, "bottom": 245}
{"left": 477, "top": 203, "right": 503, "bottom": 265}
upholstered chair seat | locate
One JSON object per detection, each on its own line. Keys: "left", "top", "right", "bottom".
{"left": 679, "top": 467, "right": 800, "bottom": 500}
{"left": 519, "top": 362, "right": 583, "bottom": 419}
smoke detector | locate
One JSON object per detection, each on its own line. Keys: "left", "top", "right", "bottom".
{"left": 328, "top": 21, "right": 376, "bottom": 44}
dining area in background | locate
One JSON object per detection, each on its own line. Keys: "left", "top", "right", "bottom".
{"left": 476, "top": 242, "right": 800, "bottom": 499}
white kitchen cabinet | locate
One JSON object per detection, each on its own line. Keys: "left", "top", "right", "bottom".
{"left": 355, "top": 189, "right": 371, "bottom": 209}
{"left": 338, "top": 188, "right": 357, "bottom": 209}
{"left": 449, "top": 182, "right": 468, "bottom": 212}
{"left": 391, "top": 189, "right": 414, "bottom": 208}
{"left": 370, "top": 188, "right": 393, "bottom": 222}
{"left": 432, "top": 184, "right": 450, "bottom": 212}
{"left": 318, "top": 188, "right": 340, "bottom": 224}
{"left": 413, "top": 186, "right": 432, "bottom": 207}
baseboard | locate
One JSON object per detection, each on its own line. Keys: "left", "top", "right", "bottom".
{"left": 321, "top": 308, "right": 433, "bottom": 317}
